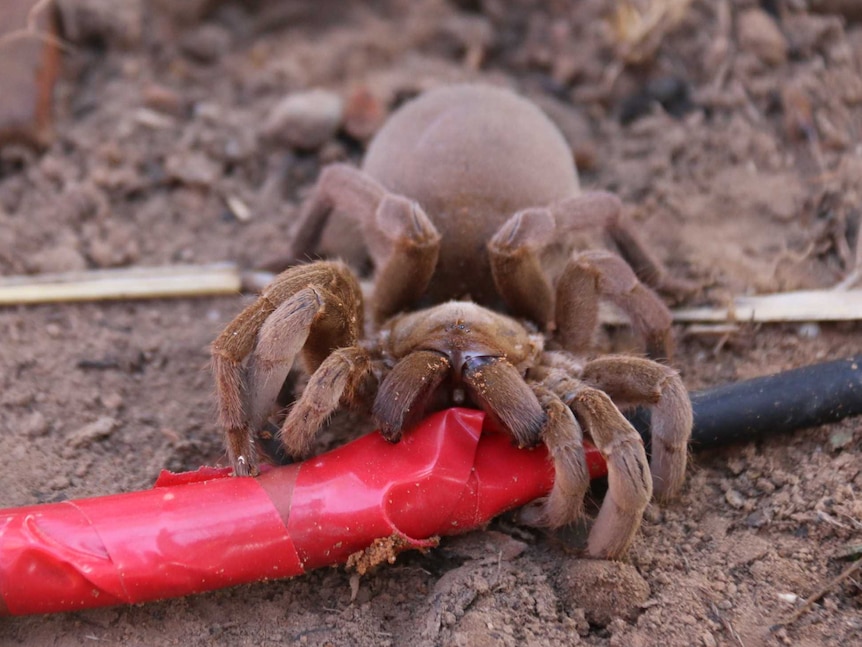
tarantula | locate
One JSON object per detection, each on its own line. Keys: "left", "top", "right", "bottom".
{"left": 212, "top": 85, "right": 693, "bottom": 558}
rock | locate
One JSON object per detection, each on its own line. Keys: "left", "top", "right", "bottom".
{"left": 828, "top": 427, "right": 854, "bottom": 451}
{"left": 725, "top": 489, "right": 745, "bottom": 509}
{"left": 164, "top": 151, "right": 221, "bottom": 187}
{"left": 68, "top": 416, "right": 118, "bottom": 448}
{"left": 28, "top": 244, "right": 88, "bottom": 273}
{"left": 142, "top": 84, "right": 186, "bottom": 116}
{"left": 179, "top": 23, "right": 231, "bottom": 63}
{"left": 0, "top": 0, "right": 61, "bottom": 148}
{"left": 556, "top": 559, "right": 650, "bottom": 626}
{"left": 86, "top": 223, "right": 140, "bottom": 268}
{"left": 261, "top": 89, "right": 344, "bottom": 151}
{"left": 23, "top": 411, "right": 50, "bottom": 438}
{"left": 99, "top": 392, "right": 124, "bottom": 410}
{"left": 737, "top": 9, "right": 788, "bottom": 66}
{"left": 745, "top": 507, "right": 773, "bottom": 528}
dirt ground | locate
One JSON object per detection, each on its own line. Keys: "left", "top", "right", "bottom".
{"left": 1, "top": 1, "right": 861, "bottom": 645}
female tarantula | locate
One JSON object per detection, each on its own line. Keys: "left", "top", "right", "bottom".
{"left": 212, "top": 85, "right": 693, "bottom": 558}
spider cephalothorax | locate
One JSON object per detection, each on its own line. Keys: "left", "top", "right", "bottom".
{"left": 211, "top": 84, "right": 693, "bottom": 558}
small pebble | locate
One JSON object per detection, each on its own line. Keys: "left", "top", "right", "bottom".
{"left": 797, "top": 322, "right": 820, "bottom": 339}
{"left": 755, "top": 477, "right": 776, "bottom": 494}
{"left": 777, "top": 592, "right": 799, "bottom": 604}
{"left": 725, "top": 489, "right": 746, "bottom": 509}
{"left": 726, "top": 457, "right": 746, "bottom": 476}
{"left": 23, "top": 411, "right": 50, "bottom": 438}
{"left": 827, "top": 427, "right": 854, "bottom": 451}
{"left": 100, "top": 392, "right": 124, "bottom": 410}
{"left": 164, "top": 151, "right": 221, "bottom": 187}
{"left": 261, "top": 89, "right": 344, "bottom": 151}
{"left": 47, "top": 475, "right": 71, "bottom": 490}
{"left": 142, "top": 84, "right": 185, "bottom": 116}
{"left": 27, "top": 244, "right": 88, "bottom": 273}
{"left": 68, "top": 416, "right": 118, "bottom": 448}
{"left": 179, "top": 24, "right": 231, "bottom": 63}
{"left": 737, "top": 8, "right": 788, "bottom": 66}
{"left": 745, "top": 507, "right": 773, "bottom": 528}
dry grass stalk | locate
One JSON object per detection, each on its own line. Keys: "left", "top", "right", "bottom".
{"left": 671, "top": 289, "right": 862, "bottom": 323}
{"left": 0, "top": 263, "right": 242, "bottom": 305}
{"left": 598, "top": 289, "right": 862, "bottom": 325}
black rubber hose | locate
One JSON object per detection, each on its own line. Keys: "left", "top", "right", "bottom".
{"left": 631, "top": 354, "right": 862, "bottom": 449}
{"left": 689, "top": 354, "right": 862, "bottom": 448}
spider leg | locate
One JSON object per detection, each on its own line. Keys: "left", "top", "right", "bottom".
{"left": 286, "top": 163, "right": 441, "bottom": 323}
{"left": 487, "top": 206, "right": 556, "bottom": 326}
{"left": 582, "top": 356, "right": 692, "bottom": 500}
{"left": 211, "top": 261, "right": 362, "bottom": 475}
{"left": 550, "top": 191, "right": 697, "bottom": 302}
{"left": 286, "top": 163, "right": 385, "bottom": 263}
{"left": 488, "top": 191, "right": 686, "bottom": 352}
{"left": 280, "top": 346, "right": 378, "bottom": 457}
{"left": 365, "top": 193, "right": 441, "bottom": 323}
{"left": 521, "top": 384, "right": 590, "bottom": 528}
{"left": 487, "top": 194, "right": 634, "bottom": 325}
{"left": 568, "top": 384, "right": 653, "bottom": 559}
{"left": 533, "top": 358, "right": 652, "bottom": 558}
{"left": 555, "top": 250, "right": 673, "bottom": 361}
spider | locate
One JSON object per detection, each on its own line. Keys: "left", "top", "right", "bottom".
{"left": 211, "top": 84, "right": 693, "bottom": 558}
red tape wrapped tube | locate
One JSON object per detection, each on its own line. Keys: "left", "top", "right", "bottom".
{"left": 0, "top": 408, "right": 607, "bottom": 616}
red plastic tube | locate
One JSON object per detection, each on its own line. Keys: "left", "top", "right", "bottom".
{"left": 0, "top": 408, "right": 607, "bottom": 616}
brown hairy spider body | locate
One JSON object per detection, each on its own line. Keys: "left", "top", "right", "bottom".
{"left": 212, "top": 85, "right": 693, "bottom": 558}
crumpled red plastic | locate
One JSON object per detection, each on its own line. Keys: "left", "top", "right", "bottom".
{"left": 0, "top": 408, "right": 606, "bottom": 616}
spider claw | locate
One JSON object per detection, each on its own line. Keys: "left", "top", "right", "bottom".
{"left": 233, "top": 455, "right": 251, "bottom": 477}
{"left": 379, "top": 426, "right": 403, "bottom": 443}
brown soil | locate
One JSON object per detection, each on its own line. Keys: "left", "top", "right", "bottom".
{"left": 1, "top": 1, "right": 860, "bottom": 646}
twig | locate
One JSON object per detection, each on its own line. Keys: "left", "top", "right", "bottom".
{"left": 0, "top": 264, "right": 242, "bottom": 305}
{"left": 664, "top": 289, "right": 862, "bottom": 323}
{"left": 771, "top": 559, "right": 862, "bottom": 630}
